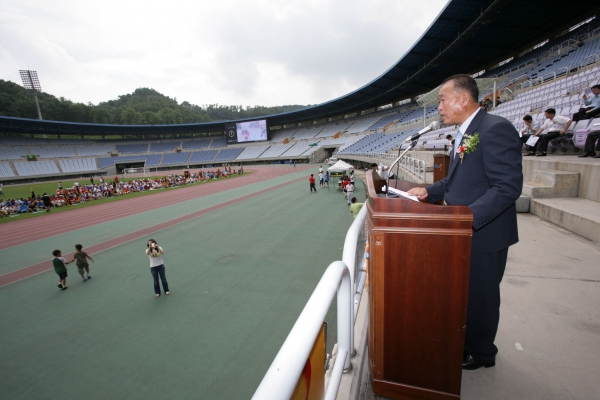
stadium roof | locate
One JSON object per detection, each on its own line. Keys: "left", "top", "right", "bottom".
{"left": 1, "top": 0, "right": 597, "bottom": 136}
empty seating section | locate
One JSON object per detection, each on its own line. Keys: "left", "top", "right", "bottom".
{"left": 259, "top": 144, "right": 292, "bottom": 158}
{"left": 58, "top": 159, "right": 98, "bottom": 173}
{"left": 340, "top": 132, "right": 401, "bottom": 154}
{"left": 182, "top": 140, "right": 211, "bottom": 149}
{"left": 345, "top": 116, "right": 385, "bottom": 134}
{"left": 483, "top": 20, "right": 600, "bottom": 83}
{"left": 209, "top": 138, "right": 227, "bottom": 148}
{"left": 0, "top": 148, "right": 28, "bottom": 160}
{"left": 0, "top": 162, "right": 15, "bottom": 178}
{"left": 29, "top": 146, "right": 75, "bottom": 158}
{"left": 161, "top": 153, "right": 190, "bottom": 165}
{"left": 116, "top": 143, "right": 149, "bottom": 153}
{"left": 14, "top": 161, "right": 60, "bottom": 176}
{"left": 337, "top": 135, "right": 366, "bottom": 152}
{"left": 368, "top": 111, "right": 410, "bottom": 131}
{"left": 47, "top": 139, "right": 95, "bottom": 145}
{"left": 302, "top": 137, "right": 363, "bottom": 156}
{"left": 150, "top": 142, "right": 181, "bottom": 152}
{"left": 314, "top": 123, "right": 351, "bottom": 138}
{"left": 76, "top": 145, "right": 113, "bottom": 156}
{"left": 281, "top": 143, "right": 312, "bottom": 157}
{"left": 98, "top": 155, "right": 161, "bottom": 169}
{"left": 213, "top": 148, "right": 244, "bottom": 161}
{"left": 145, "top": 155, "right": 162, "bottom": 166}
{"left": 293, "top": 127, "right": 323, "bottom": 140}
{"left": 236, "top": 145, "right": 269, "bottom": 160}
{"left": 187, "top": 150, "right": 217, "bottom": 163}
{"left": 2, "top": 137, "right": 48, "bottom": 146}
{"left": 271, "top": 130, "right": 295, "bottom": 142}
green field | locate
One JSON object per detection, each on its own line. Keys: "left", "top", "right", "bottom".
{"left": 0, "top": 166, "right": 358, "bottom": 399}
{"left": 0, "top": 173, "right": 249, "bottom": 224}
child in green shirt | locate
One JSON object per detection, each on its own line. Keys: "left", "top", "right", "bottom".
{"left": 52, "top": 250, "right": 74, "bottom": 290}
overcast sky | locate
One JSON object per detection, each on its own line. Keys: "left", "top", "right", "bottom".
{"left": 1, "top": 0, "right": 448, "bottom": 107}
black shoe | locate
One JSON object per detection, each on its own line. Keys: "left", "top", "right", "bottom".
{"left": 594, "top": 154, "right": 600, "bottom": 158}
{"left": 524, "top": 152, "right": 535, "bottom": 156}
{"left": 579, "top": 152, "right": 596, "bottom": 158}
{"left": 536, "top": 152, "right": 547, "bottom": 157}
{"left": 462, "top": 355, "right": 495, "bottom": 370}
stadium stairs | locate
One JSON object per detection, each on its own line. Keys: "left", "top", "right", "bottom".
{"left": 521, "top": 157, "right": 600, "bottom": 244}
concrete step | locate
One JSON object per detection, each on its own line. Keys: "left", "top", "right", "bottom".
{"left": 522, "top": 169, "right": 579, "bottom": 198}
{"left": 531, "top": 197, "right": 600, "bottom": 243}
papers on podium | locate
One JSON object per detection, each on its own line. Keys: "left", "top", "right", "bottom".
{"left": 383, "top": 186, "right": 419, "bottom": 202}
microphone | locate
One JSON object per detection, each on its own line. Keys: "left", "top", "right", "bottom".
{"left": 402, "top": 121, "right": 440, "bottom": 143}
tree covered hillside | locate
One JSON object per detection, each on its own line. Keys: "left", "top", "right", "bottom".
{"left": 0, "top": 80, "right": 307, "bottom": 124}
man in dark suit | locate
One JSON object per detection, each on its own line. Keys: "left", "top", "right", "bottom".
{"left": 408, "top": 75, "right": 523, "bottom": 370}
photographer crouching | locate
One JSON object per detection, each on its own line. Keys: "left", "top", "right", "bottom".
{"left": 146, "top": 239, "right": 170, "bottom": 298}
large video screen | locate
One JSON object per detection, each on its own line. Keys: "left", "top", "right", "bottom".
{"left": 226, "top": 119, "right": 268, "bottom": 144}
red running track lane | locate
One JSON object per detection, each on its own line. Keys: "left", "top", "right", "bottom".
{"left": 0, "top": 165, "right": 313, "bottom": 250}
{"left": 0, "top": 170, "right": 312, "bottom": 287}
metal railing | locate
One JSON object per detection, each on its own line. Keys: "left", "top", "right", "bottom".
{"left": 360, "top": 152, "right": 426, "bottom": 183}
{"left": 252, "top": 205, "right": 368, "bottom": 400}
{"left": 398, "top": 156, "right": 427, "bottom": 183}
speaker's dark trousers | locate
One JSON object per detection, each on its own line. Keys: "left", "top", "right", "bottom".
{"left": 465, "top": 247, "right": 508, "bottom": 362}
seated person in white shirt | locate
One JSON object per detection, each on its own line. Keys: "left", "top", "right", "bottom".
{"left": 573, "top": 85, "right": 600, "bottom": 121}
{"left": 532, "top": 108, "right": 572, "bottom": 157}
{"left": 521, "top": 115, "right": 541, "bottom": 156}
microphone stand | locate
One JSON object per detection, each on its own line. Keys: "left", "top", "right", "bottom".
{"left": 385, "top": 139, "right": 418, "bottom": 197}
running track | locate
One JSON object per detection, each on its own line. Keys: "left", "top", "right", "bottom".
{"left": 0, "top": 165, "right": 313, "bottom": 286}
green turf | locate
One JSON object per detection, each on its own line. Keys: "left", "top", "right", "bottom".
{"left": 0, "top": 167, "right": 363, "bottom": 400}
{"left": 0, "top": 173, "right": 250, "bottom": 225}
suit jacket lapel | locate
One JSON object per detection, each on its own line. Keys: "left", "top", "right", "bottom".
{"left": 447, "top": 110, "right": 486, "bottom": 179}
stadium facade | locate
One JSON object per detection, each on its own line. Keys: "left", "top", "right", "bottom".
{"left": 0, "top": 0, "right": 597, "bottom": 137}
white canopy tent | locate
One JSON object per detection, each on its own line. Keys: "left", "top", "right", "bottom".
{"left": 327, "top": 159, "right": 354, "bottom": 191}
{"left": 327, "top": 160, "right": 354, "bottom": 173}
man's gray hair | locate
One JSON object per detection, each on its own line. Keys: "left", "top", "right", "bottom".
{"left": 442, "top": 74, "right": 479, "bottom": 103}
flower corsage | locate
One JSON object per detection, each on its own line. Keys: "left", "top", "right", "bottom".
{"left": 456, "top": 133, "right": 480, "bottom": 163}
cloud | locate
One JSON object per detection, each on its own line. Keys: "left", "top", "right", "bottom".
{"left": 0, "top": 0, "right": 447, "bottom": 107}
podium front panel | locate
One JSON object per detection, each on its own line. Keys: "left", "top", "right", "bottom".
{"left": 366, "top": 170, "right": 472, "bottom": 400}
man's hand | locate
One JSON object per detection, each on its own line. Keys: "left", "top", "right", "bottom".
{"left": 407, "top": 187, "right": 428, "bottom": 200}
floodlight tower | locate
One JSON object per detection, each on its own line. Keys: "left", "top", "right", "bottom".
{"left": 19, "top": 70, "right": 43, "bottom": 120}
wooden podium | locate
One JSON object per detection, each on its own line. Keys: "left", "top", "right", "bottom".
{"left": 366, "top": 170, "right": 472, "bottom": 400}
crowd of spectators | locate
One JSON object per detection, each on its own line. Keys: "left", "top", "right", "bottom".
{"left": 0, "top": 166, "right": 245, "bottom": 218}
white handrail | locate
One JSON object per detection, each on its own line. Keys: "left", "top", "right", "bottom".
{"left": 341, "top": 204, "right": 368, "bottom": 356}
{"left": 343, "top": 204, "right": 368, "bottom": 289}
{"left": 252, "top": 261, "right": 353, "bottom": 400}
